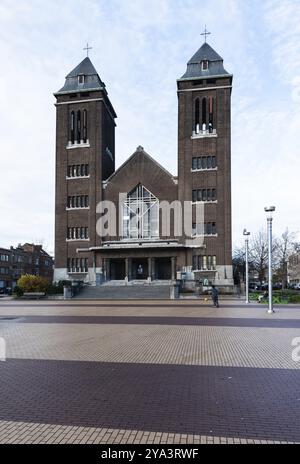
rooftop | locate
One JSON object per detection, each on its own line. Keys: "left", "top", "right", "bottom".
{"left": 179, "top": 42, "right": 231, "bottom": 81}
{"left": 55, "top": 57, "right": 105, "bottom": 96}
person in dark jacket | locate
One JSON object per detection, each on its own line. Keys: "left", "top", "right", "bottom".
{"left": 211, "top": 285, "right": 219, "bottom": 308}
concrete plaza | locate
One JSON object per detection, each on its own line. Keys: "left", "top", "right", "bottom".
{"left": 0, "top": 298, "right": 299, "bottom": 444}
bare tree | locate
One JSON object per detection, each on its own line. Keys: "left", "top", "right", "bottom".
{"left": 249, "top": 230, "right": 277, "bottom": 284}
{"left": 232, "top": 246, "right": 245, "bottom": 285}
{"left": 275, "top": 229, "right": 298, "bottom": 288}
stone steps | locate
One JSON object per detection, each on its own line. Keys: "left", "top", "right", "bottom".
{"left": 74, "top": 284, "right": 171, "bottom": 300}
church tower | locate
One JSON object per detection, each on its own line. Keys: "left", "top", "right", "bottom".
{"left": 177, "top": 39, "right": 233, "bottom": 287}
{"left": 53, "top": 55, "right": 117, "bottom": 282}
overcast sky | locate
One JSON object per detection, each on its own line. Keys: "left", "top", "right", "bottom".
{"left": 0, "top": 0, "right": 299, "bottom": 255}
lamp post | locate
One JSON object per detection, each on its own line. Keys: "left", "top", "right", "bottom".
{"left": 264, "top": 206, "right": 276, "bottom": 314}
{"left": 243, "top": 229, "right": 251, "bottom": 304}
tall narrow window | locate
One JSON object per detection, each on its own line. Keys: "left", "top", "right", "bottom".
{"left": 212, "top": 256, "right": 217, "bottom": 270}
{"left": 207, "top": 255, "right": 212, "bottom": 270}
{"left": 83, "top": 110, "right": 87, "bottom": 143}
{"left": 194, "top": 98, "right": 200, "bottom": 133}
{"left": 208, "top": 96, "right": 214, "bottom": 133}
{"left": 201, "top": 60, "right": 208, "bottom": 71}
{"left": 77, "top": 110, "right": 81, "bottom": 143}
{"left": 70, "top": 111, "right": 75, "bottom": 144}
{"left": 202, "top": 98, "right": 207, "bottom": 129}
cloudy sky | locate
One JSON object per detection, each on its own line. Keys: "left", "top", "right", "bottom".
{"left": 0, "top": 0, "right": 299, "bottom": 255}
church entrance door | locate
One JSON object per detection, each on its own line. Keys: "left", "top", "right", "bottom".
{"left": 110, "top": 259, "right": 126, "bottom": 280}
{"left": 155, "top": 257, "right": 172, "bottom": 280}
{"left": 131, "top": 258, "right": 148, "bottom": 280}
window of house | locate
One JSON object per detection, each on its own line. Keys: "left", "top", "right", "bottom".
{"left": 201, "top": 60, "right": 208, "bottom": 71}
{"left": 202, "top": 98, "right": 207, "bottom": 128}
{"left": 67, "top": 257, "right": 88, "bottom": 273}
{"left": 78, "top": 74, "right": 85, "bottom": 85}
{"left": 192, "top": 189, "right": 217, "bottom": 202}
{"left": 194, "top": 98, "right": 200, "bottom": 133}
{"left": 67, "top": 164, "right": 89, "bottom": 178}
{"left": 67, "top": 227, "right": 89, "bottom": 240}
{"left": 212, "top": 256, "right": 217, "bottom": 269}
{"left": 192, "top": 156, "right": 217, "bottom": 171}
{"left": 70, "top": 111, "right": 75, "bottom": 144}
{"left": 212, "top": 222, "right": 216, "bottom": 235}
{"left": 83, "top": 110, "right": 88, "bottom": 143}
{"left": 77, "top": 110, "right": 81, "bottom": 142}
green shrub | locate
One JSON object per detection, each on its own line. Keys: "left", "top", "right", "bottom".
{"left": 288, "top": 295, "right": 300, "bottom": 304}
{"left": 17, "top": 275, "right": 49, "bottom": 293}
{"left": 47, "top": 280, "right": 68, "bottom": 295}
{"left": 13, "top": 285, "right": 23, "bottom": 297}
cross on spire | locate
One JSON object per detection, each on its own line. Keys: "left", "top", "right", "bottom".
{"left": 201, "top": 25, "right": 211, "bottom": 43}
{"left": 83, "top": 42, "right": 93, "bottom": 57}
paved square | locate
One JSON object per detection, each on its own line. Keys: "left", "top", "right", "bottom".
{"left": 0, "top": 298, "right": 299, "bottom": 444}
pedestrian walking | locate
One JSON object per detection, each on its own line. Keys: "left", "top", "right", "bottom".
{"left": 211, "top": 285, "right": 219, "bottom": 308}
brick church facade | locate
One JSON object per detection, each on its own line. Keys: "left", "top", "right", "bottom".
{"left": 54, "top": 41, "right": 233, "bottom": 289}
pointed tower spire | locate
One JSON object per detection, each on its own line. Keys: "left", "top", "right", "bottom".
{"left": 55, "top": 57, "right": 105, "bottom": 95}
{"left": 179, "top": 42, "right": 231, "bottom": 81}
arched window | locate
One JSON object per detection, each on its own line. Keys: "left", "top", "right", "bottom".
{"left": 70, "top": 111, "right": 75, "bottom": 144}
{"left": 208, "top": 97, "right": 214, "bottom": 132}
{"left": 123, "top": 185, "right": 159, "bottom": 239}
{"left": 83, "top": 110, "right": 87, "bottom": 143}
{"left": 202, "top": 98, "right": 207, "bottom": 129}
{"left": 194, "top": 98, "right": 200, "bottom": 133}
{"left": 77, "top": 110, "right": 81, "bottom": 143}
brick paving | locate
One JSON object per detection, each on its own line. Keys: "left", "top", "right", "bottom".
{"left": 0, "top": 299, "right": 299, "bottom": 444}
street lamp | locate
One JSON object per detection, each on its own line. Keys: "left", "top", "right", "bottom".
{"left": 243, "top": 229, "right": 251, "bottom": 304}
{"left": 264, "top": 206, "right": 276, "bottom": 314}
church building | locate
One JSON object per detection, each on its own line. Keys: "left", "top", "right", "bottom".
{"left": 53, "top": 40, "right": 233, "bottom": 289}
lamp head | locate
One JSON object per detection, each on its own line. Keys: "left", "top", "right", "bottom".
{"left": 264, "top": 206, "right": 276, "bottom": 213}
{"left": 243, "top": 229, "right": 250, "bottom": 236}
{"left": 264, "top": 206, "right": 276, "bottom": 220}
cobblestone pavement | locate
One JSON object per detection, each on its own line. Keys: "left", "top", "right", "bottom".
{"left": 0, "top": 299, "right": 299, "bottom": 444}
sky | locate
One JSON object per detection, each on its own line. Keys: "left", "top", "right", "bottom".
{"left": 0, "top": 0, "right": 299, "bottom": 255}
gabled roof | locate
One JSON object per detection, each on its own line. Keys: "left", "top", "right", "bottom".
{"left": 105, "top": 146, "right": 176, "bottom": 184}
{"left": 55, "top": 57, "right": 105, "bottom": 95}
{"left": 179, "top": 42, "right": 231, "bottom": 81}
